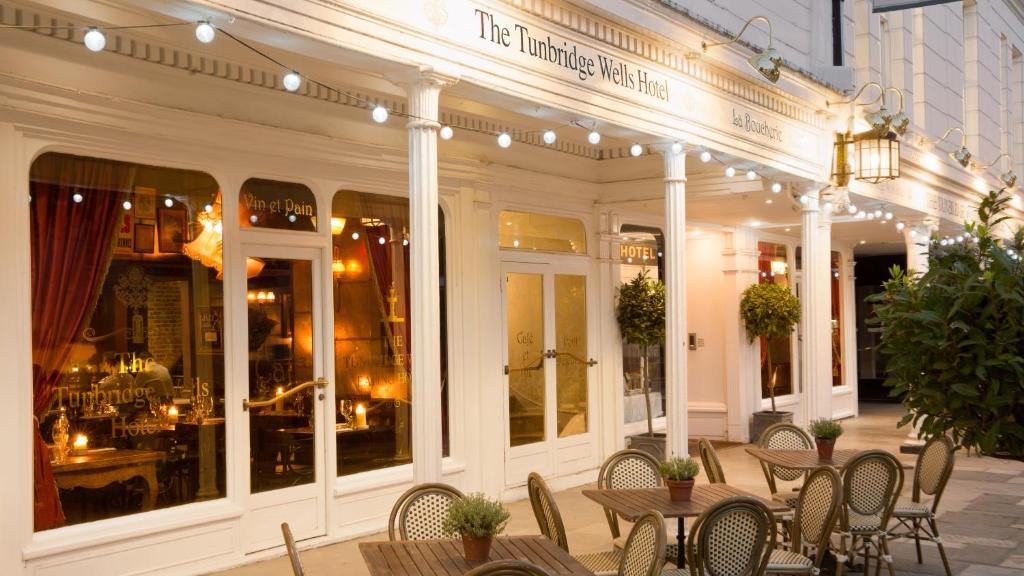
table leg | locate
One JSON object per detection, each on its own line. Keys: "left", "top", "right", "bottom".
{"left": 677, "top": 517, "right": 686, "bottom": 568}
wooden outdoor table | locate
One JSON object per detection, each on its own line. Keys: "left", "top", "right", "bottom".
{"left": 360, "top": 536, "right": 594, "bottom": 576}
{"left": 51, "top": 449, "right": 163, "bottom": 511}
{"left": 745, "top": 448, "right": 914, "bottom": 470}
{"left": 582, "top": 484, "right": 788, "bottom": 569}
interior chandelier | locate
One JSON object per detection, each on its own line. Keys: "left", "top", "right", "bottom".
{"left": 701, "top": 16, "right": 782, "bottom": 83}
{"left": 183, "top": 196, "right": 264, "bottom": 278}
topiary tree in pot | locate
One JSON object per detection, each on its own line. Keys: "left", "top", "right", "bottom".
{"left": 740, "top": 281, "right": 801, "bottom": 441}
{"left": 616, "top": 270, "right": 666, "bottom": 458}
{"left": 869, "top": 188, "right": 1023, "bottom": 458}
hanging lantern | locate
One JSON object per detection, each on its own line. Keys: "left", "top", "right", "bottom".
{"left": 854, "top": 131, "right": 900, "bottom": 184}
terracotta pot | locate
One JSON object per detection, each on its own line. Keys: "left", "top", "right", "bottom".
{"left": 816, "top": 438, "right": 836, "bottom": 461}
{"left": 665, "top": 478, "right": 695, "bottom": 502}
{"left": 461, "top": 535, "right": 493, "bottom": 562}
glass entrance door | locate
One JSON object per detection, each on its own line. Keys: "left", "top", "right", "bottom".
{"left": 503, "top": 263, "right": 595, "bottom": 488}
{"left": 241, "top": 248, "right": 327, "bottom": 552}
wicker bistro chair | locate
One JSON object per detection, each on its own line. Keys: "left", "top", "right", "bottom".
{"left": 597, "top": 451, "right": 681, "bottom": 562}
{"left": 387, "top": 482, "right": 464, "bottom": 541}
{"left": 887, "top": 435, "right": 955, "bottom": 576}
{"left": 528, "top": 472, "right": 666, "bottom": 576}
{"left": 832, "top": 450, "right": 904, "bottom": 576}
{"left": 281, "top": 522, "right": 305, "bottom": 576}
{"left": 464, "top": 559, "right": 553, "bottom": 576}
{"left": 758, "top": 423, "right": 815, "bottom": 509}
{"left": 663, "top": 496, "right": 777, "bottom": 576}
{"left": 696, "top": 438, "right": 726, "bottom": 485}
{"left": 766, "top": 466, "right": 842, "bottom": 576}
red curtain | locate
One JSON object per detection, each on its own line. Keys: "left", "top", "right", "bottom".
{"left": 30, "top": 155, "right": 130, "bottom": 530}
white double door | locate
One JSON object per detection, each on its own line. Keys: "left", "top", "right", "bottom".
{"left": 501, "top": 261, "right": 597, "bottom": 488}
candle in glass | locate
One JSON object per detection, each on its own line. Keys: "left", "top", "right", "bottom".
{"left": 167, "top": 405, "right": 179, "bottom": 424}
{"left": 275, "top": 387, "right": 285, "bottom": 412}
{"left": 73, "top": 434, "right": 88, "bottom": 454}
{"left": 355, "top": 403, "right": 367, "bottom": 428}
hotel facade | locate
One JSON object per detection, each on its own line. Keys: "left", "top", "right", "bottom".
{"left": 1, "top": 0, "right": 1022, "bottom": 574}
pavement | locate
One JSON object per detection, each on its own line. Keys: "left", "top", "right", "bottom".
{"left": 211, "top": 403, "right": 1024, "bottom": 576}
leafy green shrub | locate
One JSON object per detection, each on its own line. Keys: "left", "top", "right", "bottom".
{"left": 870, "top": 189, "right": 1024, "bottom": 457}
{"left": 442, "top": 493, "right": 510, "bottom": 539}
{"left": 740, "top": 282, "right": 801, "bottom": 412}
{"left": 616, "top": 271, "right": 666, "bottom": 435}
{"left": 660, "top": 456, "right": 700, "bottom": 481}
{"left": 809, "top": 418, "right": 843, "bottom": 440}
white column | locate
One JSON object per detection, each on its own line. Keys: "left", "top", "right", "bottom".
{"left": 799, "top": 186, "right": 833, "bottom": 423}
{"left": 722, "top": 226, "right": 760, "bottom": 442}
{"left": 597, "top": 211, "right": 625, "bottom": 455}
{"left": 399, "top": 67, "right": 458, "bottom": 483}
{"left": 660, "top": 145, "right": 688, "bottom": 458}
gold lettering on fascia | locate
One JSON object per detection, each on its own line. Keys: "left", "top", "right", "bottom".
{"left": 474, "top": 9, "right": 669, "bottom": 102}
{"left": 243, "top": 192, "right": 315, "bottom": 217}
{"left": 620, "top": 244, "right": 658, "bottom": 261}
{"left": 732, "top": 108, "right": 783, "bottom": 143}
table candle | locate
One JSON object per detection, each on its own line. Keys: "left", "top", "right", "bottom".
{"left": 73, "top": 434, "right": 88, "bottom": 454}
{"left": 355, "top": 404, "right": 367, "bottom": 428}
{"left": 167, "top": 405, "right": 179, "bottom": 424}
{"left": 275, "top": 387, "right": 285, "bottom": 412}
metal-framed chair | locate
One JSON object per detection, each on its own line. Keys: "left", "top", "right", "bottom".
{"left": 463, "top": 559, "right": 553, "bottom": 576}
{"left": 696, "top": 438, "right": 726, "bottom": 485}
{"left": 758, "top": 423, "right": 815, "bottom": 509}
{"left": 281, "top": 522, "right": 305, "bottom": 576}
{"left": 663, "top": 496, "right": 777, "bottom": 576}
{"left": 833, "top": 450, "right": 904, "bottom": 576}
{"left": 387, "top": 482, "right": 464, "bottom": 541}
{"left": 596, "top": 450, "right": 679, "bottom": 562}
{"left": 576, "top": 510, "right": 666, "bottom": 576}
{"left": 766, "top": 466, "right": 842, "bottom": 575}
{"left": 887, "top": 435, "right": 955, "bottom": 576}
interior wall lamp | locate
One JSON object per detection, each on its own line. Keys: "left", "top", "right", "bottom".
{"left": 919, "top": 127, "right": 972, "bottom": 168}
{"left": 700, "top": 16, "right": 782, "bottom": 84}
{"left": 971, "top": 153, "right": 1018, "bottom": 189}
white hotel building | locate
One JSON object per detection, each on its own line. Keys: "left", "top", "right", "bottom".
{"left": 0, "top": 0, "right": 1021, "bottom": 574}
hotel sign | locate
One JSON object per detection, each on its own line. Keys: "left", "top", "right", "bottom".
{"left": 458, "top": 4, "right": 820, "bottom": 163}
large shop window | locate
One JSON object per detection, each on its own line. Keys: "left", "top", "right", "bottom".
{"left": 830, "top": 251, "right": 844, "bottom": 387}
{"left": 619, "top": 226, "right": 666, "bottom": 424}
{"left": 758, "top": 242, "right": 794, "bottom": 399}
{"left": 331, "top": 191, "right": 448, "bottom": 476}
{"left": 30, "top": 153, "right": 226, "bottom": 532}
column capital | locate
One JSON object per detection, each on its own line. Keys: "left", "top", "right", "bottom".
{"left": 390, "top": 65, "right": 460, "bottom": 130}
{"left": 657, "top": 143, "right": 687, "bottom": 184}
{"left": 388, "top": 65, "right": 461, "bottom": 91}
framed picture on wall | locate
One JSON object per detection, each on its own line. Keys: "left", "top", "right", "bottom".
{"left": 134, "top": 186, "right": 157, "bottom": 220}
{"left": 133, "top": 223, "right": 155, "bottom": 253}
{"left": 158, "top": 207, "right": 188, "bottom": 253}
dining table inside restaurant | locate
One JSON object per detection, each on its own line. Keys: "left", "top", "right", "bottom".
{"left": 359, "top": 536, "right": 595, "bottom": 576}
{"left": 582, "top": 483, "right": 789, "bottom": 569}
{"left": 745, "top": 447, "right": 915, "bottom": 471}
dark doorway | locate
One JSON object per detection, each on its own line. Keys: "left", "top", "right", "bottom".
{"left": 855, "top": 254, "right": 905, "bottom": 401}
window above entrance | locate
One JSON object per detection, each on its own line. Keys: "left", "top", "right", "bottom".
{"left": 498, "top": 210, "right": 587, "bottom": 254}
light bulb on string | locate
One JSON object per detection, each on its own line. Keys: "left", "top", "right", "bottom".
{"left": 378, "top": 236, "right": 386, "bottom": 245}
{"left": 497, "top": 133, "right": 512, "bottom": 148}
{"left": 282, "top": 71, "right": 302, "bottom": 92}
{"left": 542, "top": 130, "right": 557, "bottom": 145}
{"left": 847, "top": 205, "right": 857, "bottom": 215}
{"left": 164, "top": 198, "right": 174, "bottom": 208}
{"left": 439, "top": 126, "right": 453, "bottom": 140}
{"left": 745, "top": 170, "right": 757, "bottom": 181}
{"left": 630, "top": 143, "right": 643, "bottom": 157}
{"left": 72, "top": 193, "right": 84, "bottom": 203}
{"left": 351, "top": 232, "right": 360, "bottom": 240}
{"left": 204, "top": 204, "right": 214, "bottom": 213}
{"left": 699, "top": 150, "right": 712, "bottom": 163}
{"left": 770, "top": 182, "right": 782, "bottom": 194}
{"left": 371, "top": 106, "right": 389, "bottom": 123}
{"left": 249, "top": 214, "right": 258, "bottom": 224}
{"left": 856, "top": 211, "right": 866, "bottom": 219}
{"left": 896, "top": 222, "right": 906, "bottom": 231}
{"left": 122, "top": 200, "right": 132, "bottom": 211}
{"left": 83, "top": 28, "right": 106, "bottom": 52}
{"left": 908, "top": 229, "right": 917, "bottom": 237}
{"left": 195, "top": 21, "right": 216, "bottom": 44}
{"left": 587, "top": 130, "right": 601, "bottom": 145}
{"left": 671, "top": 141, "right": 684, "bottom": 155}
{"left": 725, "top": 166, "right": 736, "bottom": 178}
{"left": 799, "top": 194, "right": 809, "bottom": 204}
{"left": 884, "top": 211, "right": 893, "bottom": 221}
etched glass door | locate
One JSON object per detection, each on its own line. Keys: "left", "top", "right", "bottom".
{"left": 503, "top": 263, "right": 594, "bottom": 487}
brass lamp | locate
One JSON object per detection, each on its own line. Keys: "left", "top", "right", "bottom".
{"left": 828, "top": 83, "right": 906, "bottom": 184}
{"left": 919, "top": 127, "right": 972, "bottom": 168}
{"left": 702, "top": 16, "right": 782, "bottom": 83}
{"left": 971, "top": 153, "right": 1018, "bottom": 189}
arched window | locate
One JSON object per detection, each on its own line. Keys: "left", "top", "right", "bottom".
{"left": 498, "top": 210, "right": 587, "bottom": 254}
{"left": 239, "top": 178, "right": 317, "bottom": 231}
